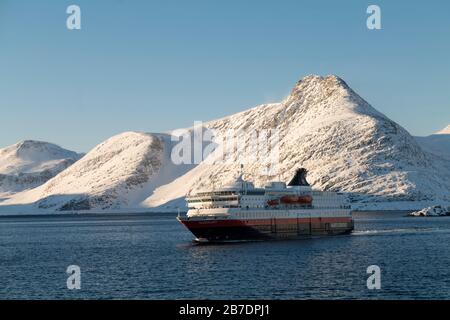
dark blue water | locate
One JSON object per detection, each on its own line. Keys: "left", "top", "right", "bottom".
{"left": 1, "top": 212, "right": 450, "bottom": 299}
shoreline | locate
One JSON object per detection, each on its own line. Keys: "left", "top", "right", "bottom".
{"left": 0, "top": 209, "right": 415, "bottom": 219}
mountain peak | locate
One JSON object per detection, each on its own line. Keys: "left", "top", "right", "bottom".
{"left": 0, "top": 140, "right": 83, "bottom": 194}
{"left": 436, "top": 125, "right": 450, "bottom": 135}
{"left": 294, "top": 74, "right": 349, "bottom": 89}
{"left": 287, "top": 74, "right": 352, "bottom": 104}
{"left": 15, "top": 140, "right": 57, "bottom": 151}
{"left": 282, "top": 74, "right": 382, "bottom": 121}
{"left": 10, "top": 140, "right": 80, "bottom": 161}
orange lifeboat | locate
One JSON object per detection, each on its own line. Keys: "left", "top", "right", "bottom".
{"left": 297, "top": 195, "right": 313, "bottom": 204}
{"left": 267, "top": 199, "right": 280, "bottom": 206}
{"left": 280, "top": 195, "right": 312, "bottom": 204}
{"left": 280, "top": 195, "right": 298, "bottom": 204}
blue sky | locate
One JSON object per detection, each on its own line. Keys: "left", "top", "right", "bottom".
{"left": 0, "top": 0, "right": 449, "bottom": 152}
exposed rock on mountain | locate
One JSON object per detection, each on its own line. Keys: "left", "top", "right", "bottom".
{"left": 0, "top": 140, "right": 82, "bottom": 196}
{"left": 145, "top": 76, "right": 450, "bottom": 209}
{"left": 2, "top": 132, "right": 195, "bottom": 210}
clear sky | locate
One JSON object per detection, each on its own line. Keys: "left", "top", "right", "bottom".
{"left": 0, "top": 0, "right": 449, "bottom": 152}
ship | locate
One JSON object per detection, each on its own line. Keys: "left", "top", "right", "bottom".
{"left": 177, "top": 168, "right": 353, "bottom": 243}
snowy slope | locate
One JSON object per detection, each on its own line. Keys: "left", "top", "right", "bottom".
{"left": 436, "top": 125, "right": 450, "bottom": 135}
{"left": 0, "top": 140, "right": 82, "bottom": 196}
{"left": 144, "top": 75, "right": 450, "bottom": 209}
{"left": 2, "top": 132, "right": 195, "bottom": 211}
{"left": 415, "top": 125, "right": 450, "bottom": 160}
{"left": 2, "top": 75, "right": 450, "bottom": 213}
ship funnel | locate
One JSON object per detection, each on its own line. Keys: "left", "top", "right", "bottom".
{"left": 288, "top": 168, "right": 310, "bottom": 186}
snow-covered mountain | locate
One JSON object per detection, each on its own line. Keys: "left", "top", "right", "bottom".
{"left": 436, "top": 125, "right": 450, "bottom": 135}
{"left": 0, "top": 140, "right": 82, "bottom": 196}
{"left": 1, "top": 75, "right": 449, "bottom": 213}
{"left": 415, "top": 125, "right": 450, "bottom": 160}
{"left": 1, "top": 132, "right": 195, "bottom": 210}
{"left": 145, "top": 76, "right": 450, "bottom": 210}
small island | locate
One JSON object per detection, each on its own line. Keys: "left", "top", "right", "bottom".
{"left": 409, "top": 205, "right": 450, "bottom": 217}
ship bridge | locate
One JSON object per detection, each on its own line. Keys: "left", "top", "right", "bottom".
{"left": 187, "top": 174, "right": 315, "bottom": 210}
{"left": 186, "top": 175, "right": 266, "bottom": 209}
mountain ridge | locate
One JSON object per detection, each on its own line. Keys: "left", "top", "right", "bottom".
{"left": 1, "top": 75, "right": 449, "bottom": 212}
{"left": 436, "top": 125, "right": 450, "bottom": 135}
{"left": 144, "top": 75, "right": 445, "bottom": 209}
{"left": 415, "top": 124, "right": 450, "bottom": 161}
{"left": 0, "top": 140, "right": 83, "bottom": 196}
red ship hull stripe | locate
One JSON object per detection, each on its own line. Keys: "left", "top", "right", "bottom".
{"left": 181, "top": 217, "right": 352, "bottom": 229}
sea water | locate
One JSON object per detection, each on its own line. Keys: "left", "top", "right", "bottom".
{"left": 1, "top": 212, "right": 450, "bottom": 299}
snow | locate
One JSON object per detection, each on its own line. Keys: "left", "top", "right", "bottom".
{"left": 1, "top": 132, "right": 164, "bottom": 210}
{"left": 0, "top": 140, "right": 82, "bottom": 196}
{"left": 0, "top": 132, "right": 195, "bottom": 213}
{"left": 415, "top": 125, "right": 450, "bottom": 160}
{"left": 1, "top": 75, "right": 449, "bottom": 214}
{"left": 145, "top": 75, "right": 450, "bottom": 211}
{"left": 409, "top": 205, "right": 450, "bottom": 217}
{"left": 436, "top": 125, "right": 450, "bottom": 135}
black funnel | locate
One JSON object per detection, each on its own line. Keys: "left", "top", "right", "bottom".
{"left": 288, "top": 168, "right": 310, "bottom": 186}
